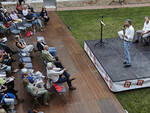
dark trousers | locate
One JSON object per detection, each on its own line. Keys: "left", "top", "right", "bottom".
{"left": 54, "top": 57, "right": 63, "bottom": 68}
{"left": 44, "top": 17, "right": 49, "bottom": 23}
{"left": 56, "top": 71, "right": 72, "bottom": 88}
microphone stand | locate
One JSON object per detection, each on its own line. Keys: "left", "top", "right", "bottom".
{"left": 95, "top": 16, "right": 106, "bottom": 47}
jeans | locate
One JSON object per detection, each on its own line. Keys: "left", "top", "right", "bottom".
{"left": 56, "top": 71, "right": 72, "bottom": 88}
{"left": 134, "top": 30, "right": 143, "bottom": 41}
{"left": 32, "top": 19, "right": 42, "bottom": 28}
{"left": 124, "top": 41, "right": 132, "bottom": 65}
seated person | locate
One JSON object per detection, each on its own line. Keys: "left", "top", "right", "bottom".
{"left": 4, "top": 12, "right": 13, "bottom": 28}
{"left": 0, "top": 92, "right": 16, "bottom": 113}
{"left": 15, "top": 35, "right": 34, "bottom": 53}
{"left": 37, "top": 40, "right": 56, "bottom": 56}
{"left": 46, "top": 62, "right": 76, "bottom": 90}
{"left": 21, "top": 68, "right": 44, "bottom": 88}
{"left": 1, "top": 50, "right": 16, "bottom": 66}
{"left": 16, "top": 2, "right": 23, "bottom": 14}
{"left": 134, "top": 16, "right": 150, "bottom": 45}
{"left": 42, "top": 45, "right": 63, "bottom": 68}
{"left": 22, "top": 6, "right": 28, "bottom": 17}
{"left": 25, "top": 9, "right": 43, "bottom": 31}
{"left": 37, "top": 39, "right": 45, "bottom": 51}
{"left": 0, "top": 3, "right": 7, "bottom": 14}
{"left": 27, "top": 4, "right": 40, "bottom": 18}
{"left": 40, "top": 7, "right": 49, "bottom": 25}
{"left": 23, "top": 78, "right": 49, "bottom": 106}
{"left": 0, "top": 77, "right": 17, "bottom": 98}
{"left": 10, "top": 10, "right": 22, "bottom": 23}
{"left": 0, "top": 10, "right": 5, "bottom": 22}
{"left": 0, "top": 63, "right": 11, "bottom": 72}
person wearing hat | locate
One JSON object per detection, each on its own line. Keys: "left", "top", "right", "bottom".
{"left": 46, "top": 62, "right": 76, "bottom": 90}
{"left": 118, "top": 19, "right": 135, "bottom": 67}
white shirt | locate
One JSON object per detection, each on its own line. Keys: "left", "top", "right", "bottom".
{"left": 22, "top": 9, "right": 28, "bottom": 16}
{"left": 143, "top": 21, "right": 150, "bottom": 32}
{"left": 47, "top": 68, "right": 64, "bottom": 82}
{"left": 124, "top": 25, "right": 134, "bottom": 42}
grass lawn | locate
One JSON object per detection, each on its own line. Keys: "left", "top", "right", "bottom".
{"left": 57, "top": 7, "right": 150, "bottom": 113}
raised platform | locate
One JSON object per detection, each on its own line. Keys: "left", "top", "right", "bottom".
{"left": 84, "top": 38, "right": 150, "bottom": 92}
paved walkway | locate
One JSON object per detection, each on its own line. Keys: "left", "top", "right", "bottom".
{"left": 56, "top": 3, "right": 150, "bottom": 11}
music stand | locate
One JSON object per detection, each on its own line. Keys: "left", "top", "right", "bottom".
{"left": 95, "top": 17, "right": 106, "bottom": 47}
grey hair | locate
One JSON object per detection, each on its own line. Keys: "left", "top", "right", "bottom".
{"left": 126, "top": 19, "right": 132, "bottom": 25}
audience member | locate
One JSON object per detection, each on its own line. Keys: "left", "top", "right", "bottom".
{"left": 25, "top": 9, "right": 43, "bottom": 31}
{"left": 42, "top": 45, "right": 63, "bottom": 68}
{"left": 10, "top": 11, "right": 22, "bottom": 23}
{"left": 23, "top": 78, "right": 49, "bottom": 106}
{"left": 15, "top": 35, "right": 34, "bottom": 53}
{"left": 16, "top": 2, "right": 23, "bottom": 14}
{"left": 47, "top": 62, "right": 76, "bottom": 90}
{"left": 22, "top": 6, "right": 28, "bottom": 17}
{"left": 40, "top": 7, "right": 49, "bottom": 25}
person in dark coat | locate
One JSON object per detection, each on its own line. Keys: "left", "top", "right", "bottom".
{"left": 40, "top": 7, "right": 49, "bottom": 24}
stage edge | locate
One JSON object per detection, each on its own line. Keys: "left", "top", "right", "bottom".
{"left": 84, "top": 41, "right": 150, "bottom": 92}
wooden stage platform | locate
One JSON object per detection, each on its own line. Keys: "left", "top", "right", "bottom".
{"left": 10, "top": 12, "right": 126, "bottom": 113}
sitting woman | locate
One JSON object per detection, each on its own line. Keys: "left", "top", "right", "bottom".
{"left": 10, "top": 11, "right": 22, "bottom": 23}
{"left": 16, "top": 2, "right": 23, "bottom": 14}
{"left": 15, "top": 35, "right": 34, "bottom": 53}
{"left": 40, "top": 7, "right": 49, "bottom": 25}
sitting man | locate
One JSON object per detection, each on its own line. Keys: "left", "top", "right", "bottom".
{"left": 37, "top": 39, "right": 56, "bottom": 56}
{"left": 25, "top": 9, "right": 43, "bottom": 31}
{"left": 23, "top": 78, "right": 49, "bottom": 106}
{"left": 46, "top": 62, "right": 76, "bottom": 90}
{"left": 134, "top": 16, "right": 150, "bottom": 45}
{"left": 42, "top": 45, "right": 63, "bottom": 68}
{"left": 21, "top": 68, "right": 45, "bottom": 88}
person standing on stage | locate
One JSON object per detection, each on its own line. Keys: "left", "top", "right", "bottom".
{"left": 134, "top": 16, "right": 150, "bottom": 45}
{"left": 118, "top": 19, "right": 135, "bottom": 68}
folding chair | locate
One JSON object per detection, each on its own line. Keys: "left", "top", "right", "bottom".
{"left": 9, "top": 23, "right": 21, "bottom": 37}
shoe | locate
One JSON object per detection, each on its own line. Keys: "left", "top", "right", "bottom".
{"left": 69, "top": 86, "right": 76, "bottom": 90}
{"left": 133, "top": 40, "right": 139, "bottom": 43}
{"left": 123, "top": 61, "right": 127, "bottom": 64}
{"left": 69, "top": 78, "right": 76, "bottom": 82}
{"left": 124, "top": 64, "right": 131, "bottom": 68}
